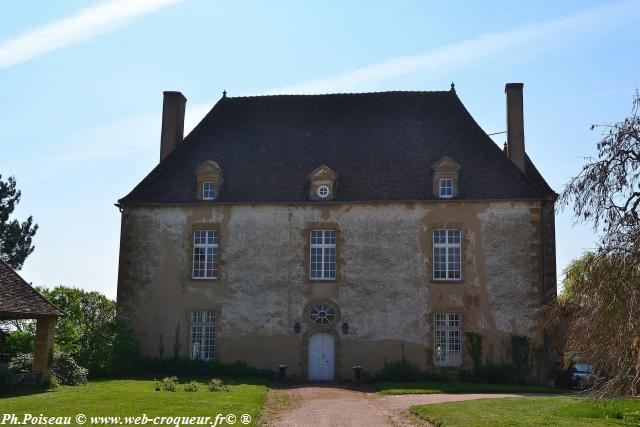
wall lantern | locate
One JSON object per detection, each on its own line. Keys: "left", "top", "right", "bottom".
{"left": 294, "top": 322, "right": 301, "bottom": 334}
{"left": 342, "top": 322, "right": 349, "bottom": 334}
{"left": 352, "top": 365, "right": 362, "bottom": 382}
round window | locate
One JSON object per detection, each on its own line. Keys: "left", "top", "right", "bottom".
{"left": 309, "top": 304, "right": 336, "bottom": 325}
{"left": 317, "top": 185, "right": 330, "bottom": 198}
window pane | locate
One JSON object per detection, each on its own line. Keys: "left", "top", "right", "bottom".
{"left": 324, "top": 247, "right": 336, "bottom": 279}
{"left": 194, "top": 231, "right": 204, "bottom": 245}
{"left": 193, "top": 230, "right": 219, "bottom": 279}
{"left": 191, "top": 310, "right": 215, "bottom": 360}
{"left": 325, "top": 231, "right": 336, "bottom": 244}
{"left": 310, "top": 230, "right": 337, "bottom": 279}
{"left": 203, "top": 182, "right": 215, "bottom": 199}
{"left": 433, "top": 229, "right": 461, "bottom": 280}
{"left": 433, "top": 313, "right": 461, "bottom": 367}
{"left": 439, "top": 179, "right": 453, "bottom": 197}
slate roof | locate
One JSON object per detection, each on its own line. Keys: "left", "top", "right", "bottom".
{"left": 0, "top": 259, "right": 64, "bottom": 319}
{"left": 119, "top": 90, "right": 555, "bottom": 205}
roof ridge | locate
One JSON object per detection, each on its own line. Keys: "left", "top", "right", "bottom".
{"left": 225, "top": 90, "right": 455, "bottom": 99}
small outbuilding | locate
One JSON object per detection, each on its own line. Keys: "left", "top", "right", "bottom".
{"left": 0, "top": 259, "right": 63, "bottom": 381}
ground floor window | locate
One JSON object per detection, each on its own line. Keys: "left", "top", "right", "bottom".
{"left": 190, "top": 310, "right": 215, "bottom": 360}
{"left": 433, "top": 313, "right": 461, "bottom": 367}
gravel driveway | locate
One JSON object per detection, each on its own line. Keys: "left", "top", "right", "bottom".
{"left": 263, "top": 385, "right": 522, "bottom": 426}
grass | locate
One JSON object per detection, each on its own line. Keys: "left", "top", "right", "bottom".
{"left": 376, "top": 381, "right": 563, "bottom": 395}
{"left": 0, "top": 377, "right": 268, "bottom": 426}
{"left": 410, "top": 396, "right": 640, "bottom": 426}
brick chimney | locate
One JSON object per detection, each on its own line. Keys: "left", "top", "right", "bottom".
{"left": 160, "top": 91, "right": 186, "bottom": 162}
{"left": 505, "top": 83, "right": 525, "bottom": 173}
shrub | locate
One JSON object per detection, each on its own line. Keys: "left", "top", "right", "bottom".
{"left": 511, "top": 335, "right": 531, "bottom": 384}
{"left": 8, "top": 352, "right": 32, "bottom": 372}
{"left": 53, "top": 350, "right": 88, "bottom": 385}
{"left": 478, "top": 362, "right": 516, "bottom": 384}
{"left": 208, "top": 378, "right": 229, "bottom": 392}
{"left": 375, "top": 360, "right": 421, "bottom": 382}
{"left": 133, "top": 357, "right": 274, "bottom": 379}
{"left": 420, "top": 369, "right": 452, "bottom": 382}
{"left": 108, "top": 322, "right": 141, "bottom": 375}
{"left": 0, "top": 370, "right": 8, "bottom": 392}
{"left": 46, "top": 375, "right": 59, "bottom": 389}
{"left": 184, "top": 381, "right": 199, "bottom": 392}
{"left": 2, "top": 329, "right": 34, "bottom": 355}
{"left": 161, "top": 376, "right": 178, "bottom": 392}
{"left": 464, "top": 332, "right": 484, "bottom": 372}
{"left": 457, "top": 362, "right": 516, "bottom": 384}
{"left": 154, "top": 379, "right": 162, "bottom": 391}
{"left": 208, "top": 360, "right": 274, "bottom": 378}
{"left": 456, "top": 369, "right": 476, "bottom": 383}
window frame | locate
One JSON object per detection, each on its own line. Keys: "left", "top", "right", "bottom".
{"left": 432, "top": 229, "right": 462, "bottom": 281}
{"left": 438, "top": 178, "right": 454, "bottom": 198}
{"left": 190, "top": 310, "right": 215, "bottom": 360}
{"left": 192, "top": 230, "right": 219, "bottom": 280}
{"left": 433, "top": 313, "right": 462, "bottom": 367}
{"left": 309, "top": 230, "right": 337, "bottom": 281}
{"left": 202, "top": 182, "right": 215, "bottom": 200}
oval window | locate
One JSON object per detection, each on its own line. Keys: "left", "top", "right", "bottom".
{"left": 309, "top": 304, "right": 336, "bottom": 325}
{"left": 317, "top": 185, "right": 330, "bottom": 198}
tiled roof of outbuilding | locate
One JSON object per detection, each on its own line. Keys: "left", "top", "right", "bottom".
{"left": 119, "top": 90, "right": 555, "bottom": 205}
{"left": 0, "top": 259, "right": 64, "bottom": 319}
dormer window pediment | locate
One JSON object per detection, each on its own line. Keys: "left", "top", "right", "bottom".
{"left": 195, "top": 160, "right": 224, "bottom": 201}
{"left": 431, "top": 156, "right": 461, "bottom": 198}
{"left": 308, "top": 165, "right": 337, "bottom": 201}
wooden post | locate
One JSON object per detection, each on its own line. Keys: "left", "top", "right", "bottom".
{"left": 32, "top": 316, "right": 57, "bottom": 381}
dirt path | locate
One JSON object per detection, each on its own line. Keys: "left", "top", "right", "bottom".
{"left": 262, "top": 385, "right": 522, "bottom": 426}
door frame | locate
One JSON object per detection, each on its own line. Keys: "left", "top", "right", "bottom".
{"left": 302, "top": 328, "right": 341, "bottom": 381}
{"left": 307, "top": 332, "right": 336, "bottom": 381}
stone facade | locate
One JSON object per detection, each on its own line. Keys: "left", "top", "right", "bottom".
{"left": 116, "top": 199, "right": 555, "bottom": 380}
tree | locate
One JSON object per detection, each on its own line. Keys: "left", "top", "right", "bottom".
{"left": 1, "top": 285, "right": 139, "bottom": 375}
{"left": 38, "top": 286, "right": 117, "bottom": 374}
{"left": 557, "top": 252, "right": 594, "bottom": 304}
{"left": 552, "top": 91, "right": 640, "bottom": 396}
{"left": 560, "top": 91, "right": 640, "bottom": 252}
{"left": 0, "top": 175, "right": 38, "bottom": 269}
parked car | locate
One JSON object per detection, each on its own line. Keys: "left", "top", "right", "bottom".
{"left": 569, "top": 363, "right": 594, "bottom": 387}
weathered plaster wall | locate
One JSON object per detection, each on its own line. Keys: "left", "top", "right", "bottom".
{"left": 116, "top": 201, "right": 548, "bottom": 379}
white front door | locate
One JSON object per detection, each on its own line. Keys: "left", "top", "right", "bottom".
{"left": 308, "top": 333, "right": 335, "bottom": 381}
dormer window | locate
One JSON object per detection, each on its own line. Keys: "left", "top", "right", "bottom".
{"left": 202, "top": 182, "right": 215, "bottom": 200}
{"left": 439, "top": 179, "right": 453, "bottom": 198}
{"left": 431, "top": 156, "right": 461, "bottom": 199}
{"left": 195, "top": 161, "right": 223, "bottom": 201}
{"left": 307, "top": 165, "right": 337, "bottom": 201}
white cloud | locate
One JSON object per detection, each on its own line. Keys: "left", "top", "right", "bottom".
{"left": 0, "top": 0, "right": 186, "bottom": 69}
{"left": 266, "top": 0, "right": 640, "bottom": 94}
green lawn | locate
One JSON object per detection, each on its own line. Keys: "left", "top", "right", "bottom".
{"left": 376, "top": 381, "right": 563, "bottom": 395}
{"left": 0, "top": 377, "right": 268, "bottom": 426}
{"left": 410, "top": 396, "right": 640, "bottom": 426}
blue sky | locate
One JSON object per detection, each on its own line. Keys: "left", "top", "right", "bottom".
{"left": 1, "top": 0, "right": 638, "bottom": 298}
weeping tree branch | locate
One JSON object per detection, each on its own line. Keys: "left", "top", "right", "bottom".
{"left": 548, "top": 90, "right": 640, "bottom": 397}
